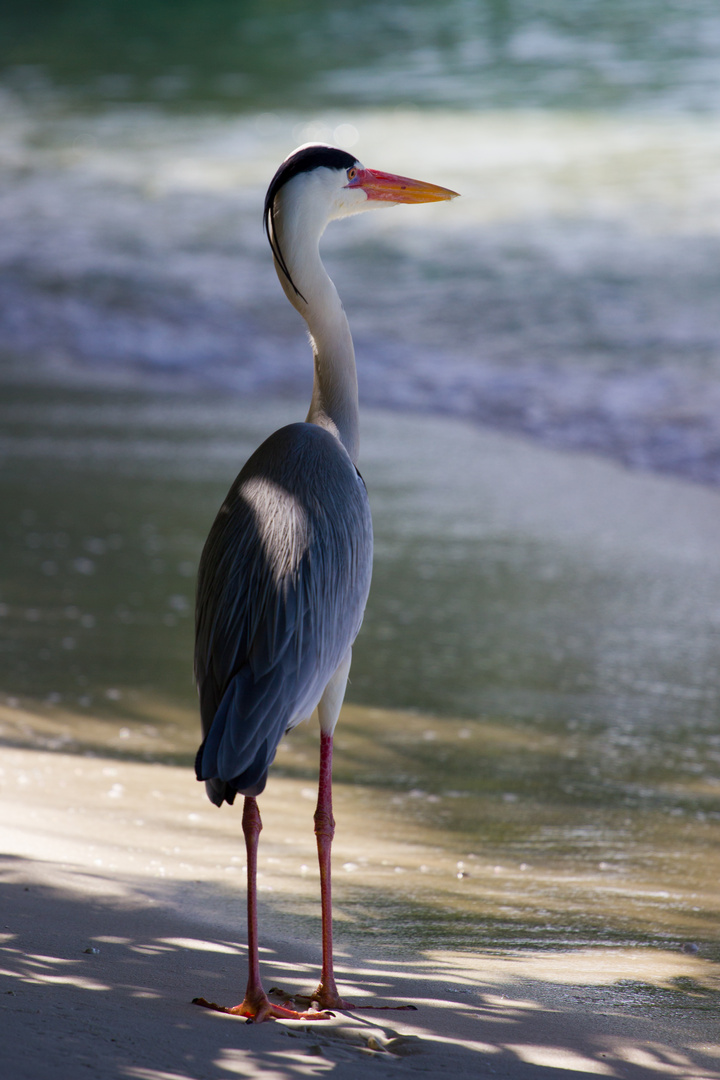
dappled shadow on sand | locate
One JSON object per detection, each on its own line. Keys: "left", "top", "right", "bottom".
{"left": 1, "top": 855, "right": 719, "bottom": 1080}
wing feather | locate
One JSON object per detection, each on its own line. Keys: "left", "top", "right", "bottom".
{"left": 195, "top": 423, "right": 372, "bottom": 803}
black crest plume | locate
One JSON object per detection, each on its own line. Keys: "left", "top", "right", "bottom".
{"left": 263, "top": 145, "right": 357, "bottom": 302}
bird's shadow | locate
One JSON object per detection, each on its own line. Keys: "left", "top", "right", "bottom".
{"left": 2, "top": 853, "right": 719, "bottom": 1080}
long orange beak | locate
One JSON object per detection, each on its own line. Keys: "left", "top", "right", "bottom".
{"left": 347, "top": 167, "right": 459, "bottom": 204}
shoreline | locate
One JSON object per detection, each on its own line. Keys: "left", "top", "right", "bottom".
{"left": 2, "top": 375, "right": 720, "bottom": 1076}
{"left": 4, "top": 347, "right": 720, "bottom": 494}
{"left": 2, "top": 716, "right": 720, "bottom": 1079}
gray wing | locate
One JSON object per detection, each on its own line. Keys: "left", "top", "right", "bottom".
{"left": 194, "top": 422, "right": 372, "bottom": 805}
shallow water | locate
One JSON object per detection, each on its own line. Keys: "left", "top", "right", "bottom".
{"left": 1, "top": 362, "right": 719, "bottom": 955}
{"left": 3, "top": 357, "right": 720, "bottom": 725}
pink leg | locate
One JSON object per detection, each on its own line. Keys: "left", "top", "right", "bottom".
{"left": 308, "top": 735, "right": 418, "bottom": 1014}
{"left": 312, "top": 732, "right": 353, "bottom": 1010}
{"left": 193, "top": 796, "right": 332, "bottom": 1023}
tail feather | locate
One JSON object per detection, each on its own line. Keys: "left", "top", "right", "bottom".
{"left": 195, "top": 667, "right": 285, "bottom": 802}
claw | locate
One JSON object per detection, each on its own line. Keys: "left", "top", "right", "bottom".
{"left": 192, "top": 993, "right": 334, "bottom": 1023}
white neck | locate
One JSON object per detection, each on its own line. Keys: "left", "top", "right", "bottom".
{"left": 272, "top": 190, "right": 360, "bottom": 464}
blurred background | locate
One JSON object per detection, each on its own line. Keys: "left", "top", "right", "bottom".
{"left": 1, "top": 0, "right": 719, "bottom": 950}
{"left": 2, "top": 1, "right": 720, "bottom": 476}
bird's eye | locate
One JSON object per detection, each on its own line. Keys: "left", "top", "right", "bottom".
{"left": 347, "top": 167, "right": 357, "bottom": 181}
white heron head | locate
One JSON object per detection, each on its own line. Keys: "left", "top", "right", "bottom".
{"left": 264, "top": 143, "right": 458, "bottom": 303}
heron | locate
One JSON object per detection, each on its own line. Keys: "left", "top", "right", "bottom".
{"left": 192, "top": 143, "right": 457, "bottom": 1022}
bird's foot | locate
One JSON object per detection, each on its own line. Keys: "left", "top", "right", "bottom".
{"left": 293, "top": 979, "right": 418, "bottom": 1013}
{"left": 193, "top": 989, "right": 334, "bottom": 1023}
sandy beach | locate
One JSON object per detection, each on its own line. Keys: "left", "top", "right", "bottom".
{"left": 2, "top": 713, "right": 720, "bottom": 1080}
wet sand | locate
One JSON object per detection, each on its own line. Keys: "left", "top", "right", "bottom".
{"left": 2, "top": 720, "right": 719, "bottom": 1080}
